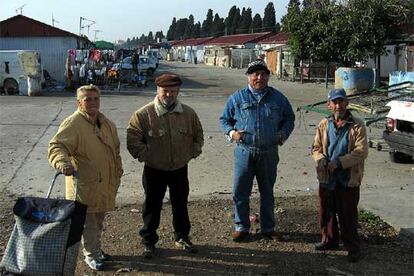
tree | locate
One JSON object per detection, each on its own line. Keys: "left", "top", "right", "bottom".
{"left": 192, "top": 22, "right": 201, "bottom": 38}
{"left": 202, "top": 9, "right": 214, "bottom": 36}
{"left": 147, "top": 31, "right": 154, "bottom": 43}
{"left": 155, "top": 31, "right": 164, "bottom": 42}
{"left": 238, "top": 7, "right": 252, "bottom": 34}
{"left": 184, "top": 15, "right": 194, "bottom": 39}
{"left": 262, "top": 2, "right": 276, "bottom": 32}
{"left": 211, "top": 13, "right": 225, "bottom": 36}
{"left": 166, "top": 17, "right": 176, "bottom": 40}
{"left": 174, "top": 18, "right": 188, "bottom": 40}
{"left": 251, "top": 13, "right": 263, "bottom": 33}
{"left": 225, "top": 5, "right": 238, "bottom": 35}
{"left": 231, "top": 8, "right": 241, "bottom": 34}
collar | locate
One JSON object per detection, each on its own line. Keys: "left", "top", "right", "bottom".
{"left": 154, "top": 96, "right": 183, "bottom": 116}
{"left": 248, "top": 84, "right": 267, "bottom": 94}
{"left": 328, "top": 111, "right": 354, "bottom": 124}
{"left": 77, "top": 109, "right": 105, "bottom": 125}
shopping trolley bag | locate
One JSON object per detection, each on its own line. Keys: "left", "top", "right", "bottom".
{"left": 0, "top": 171, "right": 87, "bottom": 276}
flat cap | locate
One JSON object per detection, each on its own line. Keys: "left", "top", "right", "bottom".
{"left": 246, "top": 59, "right": 270, "bottom": 75}
{"left": 155, "top": 73, "right": 182, "bottom": 87}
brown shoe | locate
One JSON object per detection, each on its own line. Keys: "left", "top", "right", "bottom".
{"left": 232, "top": 231, "right": 250, "bottom": 242}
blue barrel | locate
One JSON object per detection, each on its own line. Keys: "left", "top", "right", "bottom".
{"left": 335, "top": 67, "right": 375, "bottom": 94}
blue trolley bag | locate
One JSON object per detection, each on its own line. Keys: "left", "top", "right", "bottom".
{"left": 0, "top": 171, "right": 87, "bottom": 276}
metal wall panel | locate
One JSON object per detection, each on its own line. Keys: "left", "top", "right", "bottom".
{"left": 0, "top": 37, "right": 77, "bottom": 82}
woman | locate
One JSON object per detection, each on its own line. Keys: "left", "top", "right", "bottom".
{"left": 48, "top": 85, "right": 122, "bottom": 271}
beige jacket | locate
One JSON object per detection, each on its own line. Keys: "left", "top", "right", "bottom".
{"left": 48, "top": 110, "right": 122, "bottom": 213}
{"left": 312, "top": 114, "right": 368, "bottom": 187}
{"left": 127, "top": 97, "right": 204, "bottom": 171}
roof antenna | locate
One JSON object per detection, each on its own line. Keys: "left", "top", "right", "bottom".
{"left": 15, "top": 4, "right": 26, "bottom": 15}
{"left": 52, "top": 14, "right": 59, "bottom": 26}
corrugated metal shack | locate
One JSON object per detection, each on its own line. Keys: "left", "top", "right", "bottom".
{"left": 0, "top": 15, "right": 91, "bottom": 83}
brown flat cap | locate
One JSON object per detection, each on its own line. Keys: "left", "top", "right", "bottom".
{"left": 155, "top": 73, "right": 182, "bottom": 87}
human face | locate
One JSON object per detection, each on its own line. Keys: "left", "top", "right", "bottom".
{"left": 247, "top": 70, "right": 270, "bottom": 90}
{"left": 327, "top": 98, "right": 348, "bottom": 119}
{"left": 77, "top": 90, "right": 100, "bottom": 117}
{"left": 157, "top": 86, "right": 179, "bottom": 107}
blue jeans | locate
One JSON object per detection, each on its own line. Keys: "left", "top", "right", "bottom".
{"left": 233, "top": 145, "right": 279, "bottom": 232}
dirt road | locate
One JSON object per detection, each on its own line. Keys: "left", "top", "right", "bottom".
{"left": 0, "top": 61, "right": 413, "bottom": 275}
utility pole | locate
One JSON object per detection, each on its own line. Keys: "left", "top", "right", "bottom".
{"left": 94, "top": 30, "right": 102, "bottom": 41}
{"left": 79, "top": 17, "right": 96, "bottom": 38}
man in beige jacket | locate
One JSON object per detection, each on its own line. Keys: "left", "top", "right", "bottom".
{"left": 48, "top": 85, "right": 122, "bottom": 271}
{"left": 312, "top": 88, "right": 368, "bottom": 263}
{"left": 127, "top": 73, "right": 204, "bottom": 258}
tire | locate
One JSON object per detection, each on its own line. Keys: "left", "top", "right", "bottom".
{"left": 389, "top": 151, "right": 413, "bottom": 163}
{"left": 4, "top": 79, "right": 19, "bottom": 95}
{"left": 146, "top": 68, "right": 155, "bottom": 76}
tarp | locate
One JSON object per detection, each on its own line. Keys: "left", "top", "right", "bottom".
{"left": 95, "top": 40, "right": 114, "bottom": 50}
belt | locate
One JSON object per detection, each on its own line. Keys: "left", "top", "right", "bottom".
{"left": 237, "top": 144, "right": 277, "bottom": 152}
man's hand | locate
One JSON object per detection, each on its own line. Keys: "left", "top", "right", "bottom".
{"left": 61, "top": 164, "right": 75, "bottom": 176}
{"left": 327, "top": 160, "right": 338, "bottom": 173}
{"left": 316, "top": 158, "right": 327, "bottom": 174}
{"left": 231, "top": 130, "right": 245, "bottom": 143}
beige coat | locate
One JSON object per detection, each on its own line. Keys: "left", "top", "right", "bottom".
{"left": 312, "top": 114, "right": 368, "bottom": 187}
{"left": 127, "top": 97, "right": 204, "bottom": 171}
{"left": 48, "top": 110, "right": 122, "bottom": 213}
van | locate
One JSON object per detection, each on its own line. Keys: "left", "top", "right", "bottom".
{"left": 0, "top": 50, "right": 43, "bottom": 95}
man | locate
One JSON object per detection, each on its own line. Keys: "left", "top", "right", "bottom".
{"left": 127, "top": 73, "right": 204, "bottom": 258}
{"left": 48, "top": 85, "right": 123, "bottom": 271}
{"left": 220, "top": 59, "right": 295, "bottom": 242}
{"left": 312, "top": 88, "right": 368, "bottom": 263}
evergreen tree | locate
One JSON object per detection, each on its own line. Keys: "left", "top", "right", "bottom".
{"left": 147, "top": 31, "right": 154, "bottom": 43}
{"left": 231, "top": 7, "right": 241, "bottom": 34}
{"left": 238, "top": 7, "right": 252, "bottom": 34}
{"left": 155, "top": 31, "right": 164, "bottom": 42}
{"left": 211, "top": 13, "right": 225, "bottom": 36}
{"left": 167, "top": 17, "right": 176, "bottom": 40}
{"left": 192, "top": 22, "right": 201, "bottom": 38}
{"left": 201, "top": 9, "right": 214, "bottom": 36}
{"left": 174, "top": 18, "right": 188, "bottom": 40}
{"left": 225, "top": 5, "right": 238, "bottom": 35}
{"left": 263, "top": 2, "right": 276, "bottom": 32}
{"left": 184, "top": 14, "right": 195, "bottom": 39}
{"left": 251, "top": 13, "right": 262, "bottom": 33}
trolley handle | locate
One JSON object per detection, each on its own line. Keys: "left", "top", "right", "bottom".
{"left": 46, "top": 171, "right": 79, "bottom": 199}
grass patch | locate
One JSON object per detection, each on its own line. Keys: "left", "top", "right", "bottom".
{"left": 359, "top": 209, "right": 385, "bottom": 227}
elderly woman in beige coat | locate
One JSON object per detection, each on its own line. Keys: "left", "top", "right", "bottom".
{"left": 48, "top": 85, "right": 122, "bottom": 271}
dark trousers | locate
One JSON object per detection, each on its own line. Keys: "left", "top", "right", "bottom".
{"left": 318, "top": 186, "right": 360, "bottom": 252}
{"left": 139, "top": 165, "right": 190, "bottom": 245}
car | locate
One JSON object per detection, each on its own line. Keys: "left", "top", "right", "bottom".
{"left": 112, "top": 55, "right": 157, "bottom": 76}
{"left": 383, "top": 100, "right": 414, "bottom": 163}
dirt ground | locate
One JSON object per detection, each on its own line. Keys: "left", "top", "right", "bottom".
{"left": 1, "top": 195, "right": 412, "bottom": 275}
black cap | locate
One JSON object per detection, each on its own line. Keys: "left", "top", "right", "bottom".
{"left": 246, "top": 59, "right": 270, "bottom": 75}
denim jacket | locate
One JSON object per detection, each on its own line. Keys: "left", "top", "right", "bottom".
{"left": 220, "top": 86, "right": 295, "bottom": 149}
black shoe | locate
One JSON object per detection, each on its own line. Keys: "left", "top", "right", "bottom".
{"left": 232, "top": 231, "right": 250, "bottom": 242}
{"left": 261, "top": 231, "right": 286, "bottom": 241}
{"left": 314, "top": 242, "right": 339, "bottom": 251}
{"left": 347, "top": 250, "right": 361, "bottom": 263}
{"left": 98, "top": 250, "right": 110, "bottom": 261}
{"left": 143, "top": 244, "right": 155, "bottom": 259}
{"left": 175, "top": 238, "right": 198, "bottom": 253}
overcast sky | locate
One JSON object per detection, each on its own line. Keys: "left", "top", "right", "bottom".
{"left": 1, "top": 0, "right": 290, "bottom": 42}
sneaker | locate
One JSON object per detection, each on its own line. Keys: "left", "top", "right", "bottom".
{"left": 98, "top": 250, "right": 110, "bottom": 261}
{"left": 347, "top": 250, "right": 361, "bottom": 263}
{"left": 175, "top": 238, "right": 198, "bottom": 253}
{"left": 232, "top": 231, "right": 250, "bottom": 242}
{"left": 314, "top": 242, "right": 340, "bottom": 251}
{"left": 143, "top": 244, "right": 155, "bottom": 259}
{"left": 84, "top": 256, "right": 104, "bottom": 271}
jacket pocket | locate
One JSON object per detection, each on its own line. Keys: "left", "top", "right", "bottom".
{"left": 239, "top": 102, "right": 254, "bottom": 119}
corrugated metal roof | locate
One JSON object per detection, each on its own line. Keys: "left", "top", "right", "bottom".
{"left": 0, "top": 15, "right": 80, "bottom": 38}
{"left": 171, "top": 37, "right": 214, "bottom": 47}
{"left": 204, "top": 32, "right": 272, "bottom": 46}
{"left": 258, "top": 32, "right": 288, "bottom": 44}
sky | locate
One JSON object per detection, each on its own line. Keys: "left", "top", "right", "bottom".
{"left": 0, "top": 0, "right": 290, "bottom": 42}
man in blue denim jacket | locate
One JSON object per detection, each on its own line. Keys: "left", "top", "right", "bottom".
{"left": 219, "top": 59, "right": 295, "bottom": 242}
